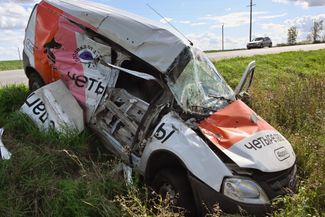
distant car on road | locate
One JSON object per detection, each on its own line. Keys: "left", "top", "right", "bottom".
{"left": 247, "top": 37, "right": 272, "bottom": 49}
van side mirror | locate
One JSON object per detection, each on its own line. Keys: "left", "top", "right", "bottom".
{"left": 234, "top": 61, "right": 256, "bottom": 95}
{"left": 234, "top": 61, "right": 256, "bottom": 105}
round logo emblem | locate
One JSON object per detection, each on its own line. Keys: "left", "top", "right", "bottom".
{"left": 78, "top": 49, "right": 95, "bottom": 64}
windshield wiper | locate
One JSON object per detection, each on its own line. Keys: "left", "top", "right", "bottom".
{"left": 208, "top": 94, "right": 233, "bottom": 102}
{"left": 188, "top": 105, "right": 216, "bottom": 114}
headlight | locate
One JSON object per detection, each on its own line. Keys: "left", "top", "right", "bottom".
{"left": 222, "top": 177, "right": 269, "bottom": 204}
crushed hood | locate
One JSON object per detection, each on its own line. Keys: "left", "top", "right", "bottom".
{"left": 198, "top": 100, "right": 296, "bottom": 172}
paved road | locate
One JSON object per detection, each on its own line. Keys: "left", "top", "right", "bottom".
{"left": 207, "top": 43, "right": 325, "bottom": 60}
{"left": 0, "top": 69, "right": 27, "bottom": 87}
{"left": 0, "top": 43, "right": 324, "bottom": 86}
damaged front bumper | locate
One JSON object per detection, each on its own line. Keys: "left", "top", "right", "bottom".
{"left": 188, "top": 163, "right": 297, "bottom": 216}
{"left": 189, "top": 174, "right": 271, "bottom": 217}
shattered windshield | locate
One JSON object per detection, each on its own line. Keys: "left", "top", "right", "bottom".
{"left": 169, "top": 47, "right": 235, "bottom": 115}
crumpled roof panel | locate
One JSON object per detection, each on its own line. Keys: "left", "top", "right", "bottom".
{"left": 45, "top": 0, "right": 188, "bottom": 73}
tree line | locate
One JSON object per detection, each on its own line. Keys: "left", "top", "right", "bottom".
{"left": 287, "top": 20, "right": 324, "bottom": 45}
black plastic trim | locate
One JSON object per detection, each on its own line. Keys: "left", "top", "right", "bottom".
{"left": 188, "top": 174, "right": 272, "bottom": 217}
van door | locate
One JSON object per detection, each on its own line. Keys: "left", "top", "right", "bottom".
{"left": 90, "top": 61, "right": 165, "bottom": 163}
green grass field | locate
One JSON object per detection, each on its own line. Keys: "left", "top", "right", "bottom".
{"left": 0, "top": 60, "right": 23, "bottom": 71}
{"left": 0, "top": 49, "right": 324, "bottom": 216}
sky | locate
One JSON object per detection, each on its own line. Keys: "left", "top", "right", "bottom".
{"left": 0, "top": 0, "right": 324, "bottom": 60}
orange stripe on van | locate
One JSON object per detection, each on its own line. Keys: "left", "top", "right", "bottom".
{"left": 198, "top": 100, "right": 275, "bottom": 150}
{"left": 34, "top": 1, "right": 64, "bottom": 84}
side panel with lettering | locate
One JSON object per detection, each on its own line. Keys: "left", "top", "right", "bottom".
{"left": 223, "top": 130, "right": 296, "bottom": 172}
{"left": 140, "top": 112, "right": 233, "bottom": 192}
{"left": 21, "top": 92, "right": 54, "bottom": 128}
{"left": 20, "top": 80, "right": 84, "bottom": 132}
{"left": 51, "top": 18, "right": 119, "bottom": 121}
{"left": 154, "top": 123, "right": 176, "bottom": 144}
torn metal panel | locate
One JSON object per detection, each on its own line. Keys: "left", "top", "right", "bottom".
{"left": 20, "top": 80, "right": 84, "bottom": 132}
{"left": 90, "top": 88, "right": 149, "bottom": 162}
{"left": 102, "top": 61, "right": 164, "bottom": 87}
{"left": 50, "top": 18, "right": 121, "bottom": 122}
{"left": 0, "top": 128, "right": 11, "bottom": 160}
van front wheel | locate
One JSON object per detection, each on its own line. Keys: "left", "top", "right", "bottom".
{"left": 151, "top": 169, "right": 196, "bottom": 217}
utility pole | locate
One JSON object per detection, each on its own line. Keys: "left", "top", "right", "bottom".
{"left": 222, "top": 24, "right": 224, "bottom": 51}
{"left": 248, "top": 0, "right": 256, "bottom": 42}
{"left": 17, "top": 47, "right": 21, "bottom": 61}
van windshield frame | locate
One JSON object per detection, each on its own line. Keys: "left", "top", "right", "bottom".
{"left": 168, "top": 47, "right": 235, "bottom": 115}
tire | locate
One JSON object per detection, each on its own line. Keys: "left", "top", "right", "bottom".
{"left": 28, "top": 72, "right": 45, "bottom": 92}
{"left": 269, "top": 43, "right": 272, "bottom": 48}
{"left": 151, "top": 169, "right": 197, "bottom": 217}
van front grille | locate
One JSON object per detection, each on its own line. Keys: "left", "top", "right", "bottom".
{"left": 250, "top": 164, "right": 297, "bottom": 199}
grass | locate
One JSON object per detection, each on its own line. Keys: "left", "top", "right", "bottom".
{"left": 0, "top": 85, "right": 177, "bottom": 217}
{"left": 0, "top": 49, "right": 324, "bottom": 216}
{"left": 0, "top": 60, "right": 23, "bottom": 71}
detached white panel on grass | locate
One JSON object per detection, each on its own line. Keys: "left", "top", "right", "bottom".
{"left": 20, "top": 80, "right": 84, "bottom": 132}
{"left": 0, "top": 128, "right": 11, "bottom": 160}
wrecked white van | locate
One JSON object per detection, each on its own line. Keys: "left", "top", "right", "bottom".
{"left": 23, "top": 0, "right": 297, "bottom": 216}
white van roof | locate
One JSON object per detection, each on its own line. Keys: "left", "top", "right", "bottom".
{"left": 45, "top": 0, "right": 189, "bottom": 73}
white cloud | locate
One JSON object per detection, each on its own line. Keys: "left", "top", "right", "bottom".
{"left": 0, "top": 2, "right": 33, "bottom": 29}
{"left": 203, "top": 12, "right": 261, "bottom": 28}
{"left": 272, "top": 0, "right": 290, "bottom": 4}
{"left": 259, "top": 23, "right": 288, "bottom": 44}
{"left": 294, "top": 0, "right": 325, "bottom": 7}
{"left": 179, "top": 20, "right": 191, "bottom": 24}
{"left": 284, "top": 14, "right": 325, "bottom": 39}
{"left": 178, "top": 20, "right": 207, "bottom": 26}
{"left": 0, "top": 29, "right": 25, "bottom": 60}
{"left": 259, "top": 14, "right": 325, "bottom": 45}
{"left": 258, "top": 13, "right": 288, "bottom": 19}
{"left": 186, "top": 32, "right": 247, "bottom": 51}
{"left": 0, "top": 1, "right": 37, "bottom": 60}
{"left": 272, "top": 0, "right": 325, "bottom": 7}
{"left": 202, "top": 11, "right": 287, "bottom": 28}
{"left": 223, "top": 37, "right": 248, "bottom": 50}
{"left": 159, "top": 17, "right": 173, "bottom": 24}
{"left": 190, "top": 22, "right": 206, "bottom": 26}
{"left": 187, "top": 33, "right": 220, "bottom": 50}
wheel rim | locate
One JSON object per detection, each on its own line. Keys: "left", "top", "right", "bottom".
{"left": 159, "top": 183, "right": 177, "bottom": 204}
